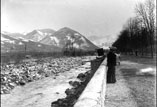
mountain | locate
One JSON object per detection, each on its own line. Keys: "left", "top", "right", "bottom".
{"left": 1, "top": 31, "right": 25, "bottom": 39}
{"left": 24, "top": 29, "right": 55, "bottom": 42}
{"left": 1, "top": 33, "right": 22, "bottom": 53}
{"left": 40, "top": 27, "right": 99, "bottom": 51}
{"left": 40, "top": 35, "right": 59, "bottom": 46}
{"left": 1, "top": 33, "right": 61, "bottom": 53}
{"left": 7, "top": 33, "right": 25, "bottom": 39}
{"left": 1, "top": 27, "right": 99, "bottom": 53}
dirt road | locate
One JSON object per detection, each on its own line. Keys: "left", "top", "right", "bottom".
{"left": 105, "top": 56, "right": 156, "bottom": 107}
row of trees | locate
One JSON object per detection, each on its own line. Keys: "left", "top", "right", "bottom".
{"left": 113, "top": 0, "right": 156, "bottom": 57}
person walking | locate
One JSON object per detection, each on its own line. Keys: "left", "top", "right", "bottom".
{"left": 107, "top": 47, "right": 117, "bottom": 83}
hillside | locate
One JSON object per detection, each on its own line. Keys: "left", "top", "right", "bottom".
{"left": 40, "top": 27, "right": 99, "bottom": 51}
{"left": 1, "top": 33, "right": 61, "bottom": 53}
{"left": 1, "top": 27, "right": 99, "bottom": 53}
{"left": 24, "top": 29, "right": 55, "bottom": 42}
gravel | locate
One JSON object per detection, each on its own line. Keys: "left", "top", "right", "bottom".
{"left": 1, "top": 56, "right": 95, "bottom": 94}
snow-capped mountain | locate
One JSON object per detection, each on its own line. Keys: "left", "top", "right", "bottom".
{"left": 40, "top": 27, "right": 99, "bottom": 50}
{"left": 40, "top": 35, "right": 60, "bottom": 46}
{"left": 1, "top": 31, "right": 25, "bottom": 39}
{"left": 1, "top": 33, "right": 61, "bottom": 53}
{"left": 1, "top": 33, "right": 23, "bottom": 53}
{"left": 24, "top": 29, "right": 55, "bottom": 42}
{"left": 1, "top": 33, "right": 17, "bottom": 45}
{"left": 1, "top": 27, "right": 99, "bottom": 53}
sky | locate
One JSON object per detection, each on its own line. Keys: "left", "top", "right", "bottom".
{"left": 1, "top": 0, "right": 145, "bottom": 45}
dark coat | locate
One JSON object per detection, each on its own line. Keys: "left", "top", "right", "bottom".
{"left": 107, "top": 51, "right": 116, "bottom": 66}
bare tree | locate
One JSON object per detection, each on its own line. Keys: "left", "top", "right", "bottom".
{"left": 124, "top": 17, "right": 141, "bottom": 54}
{"left": 135, "top": 0, "right": 156, "bottom": 57}
{"left": 113, "top": 16, "right": 150, "bottom": 56}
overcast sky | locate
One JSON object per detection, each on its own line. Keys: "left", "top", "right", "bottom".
{"left": 1, "top": 0, "right": 145, "bottom": 45}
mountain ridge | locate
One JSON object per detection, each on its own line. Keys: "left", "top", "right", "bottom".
{"left": 1, "top": 27, "right": 99, "bottom": 53}
{"left": 40, "top": 27, "right": 99, "bottom": 50}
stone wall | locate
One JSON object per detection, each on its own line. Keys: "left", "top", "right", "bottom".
{"left": 74, "top": 57, "right": 107, "bottom": 107}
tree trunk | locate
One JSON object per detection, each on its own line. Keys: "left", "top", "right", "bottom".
{"left": 141, "top": 47, "right": 144, "bottom": 56}
{"left": 149, "top": 33, "right": 154, "bottom": 58}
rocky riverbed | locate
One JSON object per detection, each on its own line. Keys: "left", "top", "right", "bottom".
{"left": 1, "top": 56, "right": 95, "bottom": 107}
{"left": 1, "top": 56, "right": 95, "bottom": 94}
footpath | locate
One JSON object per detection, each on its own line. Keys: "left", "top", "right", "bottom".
{"left": 104, "top": 60, "right": 156, "bottom": 107}
{"left": 104, "top": 68, "right": 138, "bottom": 107}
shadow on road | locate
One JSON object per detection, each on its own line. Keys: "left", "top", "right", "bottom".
{"left": 121, "top": 68, "right": 155, "bottom": 77}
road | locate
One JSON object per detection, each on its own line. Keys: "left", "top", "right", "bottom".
{"left": 105, "top": 59, "right": 156, "bottom": 107}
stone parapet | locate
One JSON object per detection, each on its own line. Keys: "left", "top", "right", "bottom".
{"left": 74, "top": 58, "right": 107, "bottom": 107}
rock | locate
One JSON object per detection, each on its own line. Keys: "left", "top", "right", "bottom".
{"left": 2, "top": 89, "right": 10, "bottom": 94}
{"left": 1, "top": 90, "right": 4, "bottom": 94}
{"left": 1, "top": 56, "right": 87, "bottom": 95}
{"left": 51, "top": 60, "right": 94, "bottom": 107}
{"left": 69, "top": 81, "right": 80, "bottom": 88}
{"left": 65, "top": 88, "right": 76, "bottom": 96}
{"left": 55, "top": 92, "right": 59, "bottom": 94}
{"left": 8, "top": 82, "right": 16, "bottom": 89}
{"left": 28, "top": 79, "right": 32, "bottom": 82}
{"left": 77, "top": 73, "right": 86, "bottom": 78}
{"left": 77, "top": 73, "right": 86, "bottom": 82}
{"left": 19, "top": 81, "right": 25, "bottom": 86}
{"left": 58, "top": 99, "right": 65, "bottom": 105}
{"left": 51, "top": 101, "right": 59, "bottom": 107}
{"left": 69, "top": 81, "right": 73, "bottom": 85}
